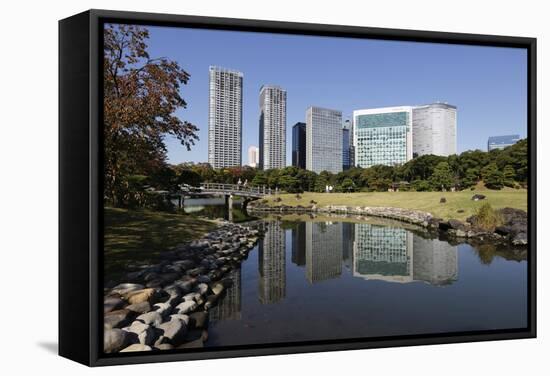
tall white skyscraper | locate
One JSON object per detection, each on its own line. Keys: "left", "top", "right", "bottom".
{"left": 412, "top": 103, "right": 457, "bottom": 157}
{"left": 353, "top": 106, "right": 413, "bottom": 168}
{"left": 259, "top": 85, "right": 287, "bottom": 170}
{"left": 247, "top": 145, "right": 259, "bottom": 168}
{"left": 306, "top": 106, "right": 343, "bottom": 173}
{"left": 208, "top": 66, "right": 243, "bottom": 169}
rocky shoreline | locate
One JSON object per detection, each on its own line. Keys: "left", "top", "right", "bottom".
{"left": 248, "top": 202, "right": 528, "bottom": 246}
{"left": 103, "top": 222, "right": 261, "bottom": 353}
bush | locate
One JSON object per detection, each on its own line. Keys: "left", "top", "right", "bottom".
{"left": 473, "top": 203, "right": 503, "bottom": 231}
{"left": 274, "top": 197, "right": 282, "bottom": 203}
{"left": 310, "top": 200, "right": 317, "bottom": 205}
{"left": 295, "top": 194, "right": 302, "bottom": 200}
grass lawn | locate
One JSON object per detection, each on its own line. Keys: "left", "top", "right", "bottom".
{"left": 263, "top": 189, "right": 527, "bottom": 221}
{"left": 104, "top": 207, "right": 217, "bottom": 281}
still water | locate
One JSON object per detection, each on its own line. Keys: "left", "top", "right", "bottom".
{"left": 205, "top": 218, "right": 528, "bottom": 347}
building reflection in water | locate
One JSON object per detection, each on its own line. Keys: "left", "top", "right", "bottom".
{"left": 353, "top": 224, "right": 414, "bottom": 283}
{"left": 305, "top": 222, "right": 343, "bottom": 283}
{"left": 352, "top": 223, "right": 458, "bottom": 285}
{"left": 210, "top": 267, "right": 242, "bottom": 320}
{"left": 258, "top": 221, "right": 286, "bottom": 304}
{"left": 412, "top": 236, "right": 458, "bottom": 285}
{"left": 342, "top": 222, "right": 354, "bottom": 271}
{"left": 291, "top": 222, "right": 306, "bottom": 267}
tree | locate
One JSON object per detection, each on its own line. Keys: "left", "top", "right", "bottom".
{"left": 411, "top": 179, "right": 431, "bottom": 192}
{"left": 503, "top": 165, "right": 516, "bottom": 187}
{"left": 429, "top": 162, "right": 453, "bottom": 191}
{"left": 483, "top": 163, "right": 504, "bottom": 189}
{"left": 461, "top": 168, "right": 479, "bottom": 188}
{"left": 340, "top": 178, "right": 356, "bottom": 192}
{"left": 103, "top": 24, "right": 199, "bottom": 206}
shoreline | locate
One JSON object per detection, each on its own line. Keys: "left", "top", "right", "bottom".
{"left": 248, "top": 201, "right": 528, "bottom": 246}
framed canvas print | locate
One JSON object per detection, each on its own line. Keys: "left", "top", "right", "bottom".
{"left": 59, "top": 9, "right": 536, "bottom": 366}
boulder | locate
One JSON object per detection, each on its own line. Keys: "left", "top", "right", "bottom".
{"left": 104, "top": 296, "right": 125, "bottom": 313}
{"left": 471, "top": 194, "right": 486, "bottom": 201}
{"left": 104, "top": 309, "right": 134, "bottom": 329}
{"left": 119, "top": 344, "right": 152, "bottom": 352}
{"left": 204, "top": 295, "right": 219, "bottom": 310}
{"left": 189, "top": 311, "right": 209, "bottom": 330}
{"left": 158, "top": 318, "right": 188, "bottom": 345}
{"left": 512, "top": 232, "right": 528, "bottom": 245}
{"left": 175, "top": 300, "right": 197, "bottom": 314}
{"left": 136, "top": 311, "right": 163, "bottom": 327}
{"left": 153, "top": 302, "right": 173, "bottom": 318}
{"left": 169, "top": 314, "right": 190, "bottom": 325}
{"left": 125, "top": 301, "right": 152, "bottom": 314}
{"left": 125, "top": 288, "right": 159, "bottom": 305}
{"left": 104, "top": 328, "right": 129, "bottom": 353}
{"left": 154, "top": 343, "right": 174, "bottom": 350}
{"left": 110, "top": 283, "right": 144, "bottom": 296}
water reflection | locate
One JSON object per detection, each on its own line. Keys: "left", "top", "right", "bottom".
{"left": 210, "top": 268, "right": 242, "bottom": 320}
{"left": 258, "top": 222, "right": 286, "bottom": 304}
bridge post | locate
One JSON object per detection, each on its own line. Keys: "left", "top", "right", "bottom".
{"left": 225, "top": 194, "right": 234, "bottom": 222}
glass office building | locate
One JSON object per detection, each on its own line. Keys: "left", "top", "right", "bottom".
{"left": 292, "top": 122, "right": 306, "bottom": 169}
{"left": 259, "top": 85, "right": 287, "bottom": 170}
{"left": 487, "top": 135, "right": 520, "bottom": 151}
{"left": 353, "top": 106, "right": 413, "bottom": 168}
{"left": 306, "top": 106, "right": 343, "bottom": 173}
{"left": 342, "top": 119, "right": 352, "bottom": 170}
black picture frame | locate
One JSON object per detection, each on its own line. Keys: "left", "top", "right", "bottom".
{"left": 59, "top": 9, "right": 537, "bottom": 367}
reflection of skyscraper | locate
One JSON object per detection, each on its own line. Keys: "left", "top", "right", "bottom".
{"left": 291, "top": 222, "right": 306, "bottom": 267}
{"left": 258, "top": 222, "right": 286, "bottom": 304}
{"left": 342, "top": 222, "right": 354, "bottom": 270}
{"left": 353, "top": 224, "right": 413, "bottom": 283}
{"left": 306, "top": 222, "right": 343, "bottom": 283}
{"left": 210, "top": 268, "right": 242, "bottom": 320}
{"left": 412, "top": 236, "right": 458, "bottom": 285}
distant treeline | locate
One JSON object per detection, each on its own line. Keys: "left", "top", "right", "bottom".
{"left": 182, "top": 138, "right": 528, "bottom": 190}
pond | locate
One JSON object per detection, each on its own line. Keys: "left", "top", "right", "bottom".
{"left": 204, "top": 216, "right": 528, "bottom": 347}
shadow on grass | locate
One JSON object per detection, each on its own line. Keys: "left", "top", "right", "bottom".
{"left": 104, "top": 207, "right": 217, "bottom": 282}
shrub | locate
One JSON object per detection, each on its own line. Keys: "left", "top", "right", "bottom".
{"left": 310, "top": 200, "right": 317, "bottom": 205}
{"left": 274, "top": 197, "right": 282, "bottom": 203}
{"left": 473, "top": 203, "right": 503, "bottom": 231}
{"left": 295, "top": 194, "right": 302, "bottom": 200}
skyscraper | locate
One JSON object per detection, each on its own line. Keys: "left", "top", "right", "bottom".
{"left": 353, "top": 106, "right": 413, "bottom": 168}
{"left": 259, "top": 85, "right": 287, "bottom": 170}
{"left": 247, "top": 145, "right": 259, "bottom": 168}
{"left": 412, "top": 103, "right": 457, "bottom": 157}
{"left": 208, "top": 66, "right": 243, "bottom": 169}
{"left": 488, "top": 135, "right": 520, "bottom": 151}
{"left": 306, "top": 106, "right": 343, "bottom": 173}
{"left": 292, "top": 122, "right": 306, "bottom": 169}
{"left": 342, "top": 119, "right": 354, "bottom": 169}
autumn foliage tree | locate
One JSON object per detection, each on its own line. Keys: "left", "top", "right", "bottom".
{"left": 103, "top": 24, "right": 198, "bottom": 206}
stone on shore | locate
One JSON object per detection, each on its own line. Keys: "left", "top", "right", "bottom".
{"left": 104, "top": 309, "right": 134, "bottom": 329}
{"left": 119, "top": 344, "right": 152, "bottom": 352}
{"left": 125, "top": 301, "right": 152, "bottom": 314}
{"left": 189, "top": 311, "right": 209, "bottom": 329}
{"left": 104, "top": 328, "right": 129, "bottom": 353}
{"left": 125, "top": 288, "right": 159, "bottom": 305}
{"left": 175, "top": 300, "right": 197, "bottom": 314}
{"left": 158, "top": 318, "right": 188, "bottom": 345}
{"left": 136, "top": 311, "right": 163, "bottom": 327}
{"left": 104, "top": 296, "right": 125, "bottom": 313}
{"left": 111, "top": 283, "right": 144, "bottom": 296}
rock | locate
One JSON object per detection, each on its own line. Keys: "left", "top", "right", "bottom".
{"left": 125, "top": 301, "right": 152, "bottom": 314}
{"left": 169, "top": 314, "right": 190, "bottom": 325}
{"left": 136, "top": 311, "right": 163, "bottom": 327}
{"left": 195, "top": 283, "right": 209, "bottom": 296}
{"left": 189, "top": 311, "right": 209, "bottom": 329}
{"left": 104, "top": 296, "right": 125, "bottom": 313}
{"left": 104, "top": 328, "right": 129, "bottom": 353}
{"left": 512, "top": 232, "right": 528, "bottom": 245}
{"left": 196, "top": 275, "right": 211, "bottom": 284}
{"left": 158, "top": 318, "right": 188, "bottom": 345}
{"left": 110, "top": 283, "right": 144, "bottom": 296}
{"left": 125, "top": 288, "right": 159, "bottom": 305}
{"left": 495, "top": 225, "right": 512, "bottom": 236}
{"left": 455, "top": 229, "right": 466, "bottom": 237}
{"left": 104, "top": 309, "right": 134, "bottom": 329}
{"left": 154, "top": 343, "right": 174, "bottom": 350}
{"left": 457, "top": 209, "right": 465, "bottom": 213}
{"left": 211, "top": 283, "right": 225, "bottom": 296}
{"left": 183, "top": 292, "right": 201, "bottom": 302}
{"left": 471, "top": 194, "right": 486, "bottom": 201}
{"left": 176, "top": 300, "right": 197, "bottom": 314}
{"left": 125, "top": 321, "right": 157, "bottom": 346}
{"left": 172, "top": 280, "right": 194, "bottom": 294}
{"left": 119, "top": 344, "right": 152, "bottom": 352}
{"left": 440, "top": 197, "right": 447, "bottom": 203}
{"left": 204, "top": 295, "right": 219, "bottom": 310}
{"left": 126, "top": 321, "right": 149, "bottom": 335}
{"left": 153, "top": 302, "right": 173, "bottom": 317}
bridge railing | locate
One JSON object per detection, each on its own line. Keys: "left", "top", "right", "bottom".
{"left": 199, "top": 183, "right": 272, "bottom": 196}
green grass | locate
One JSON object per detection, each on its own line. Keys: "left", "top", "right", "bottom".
{"left": 104, "top": 207, "right": 217, "bottom": 281}
{"left": 263, "top": 189, "right": 527, "bottom": 221}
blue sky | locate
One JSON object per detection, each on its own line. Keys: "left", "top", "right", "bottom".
{"left": 142, "top": 25, "right": 527, "bottom": 165}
